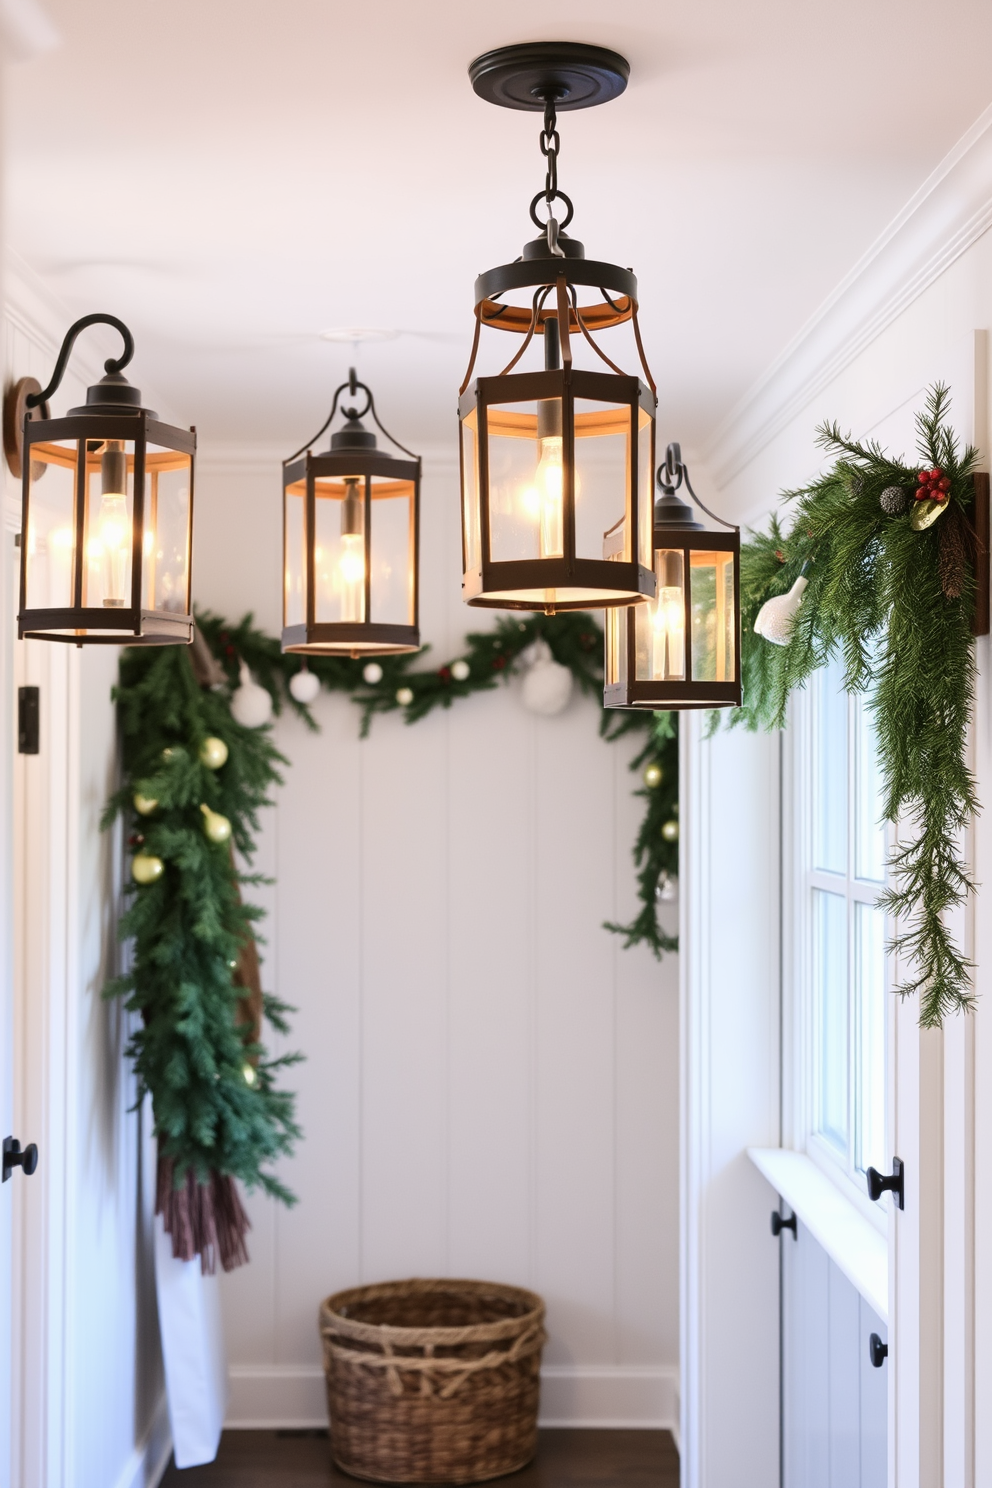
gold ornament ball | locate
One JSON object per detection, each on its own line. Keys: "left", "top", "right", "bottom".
{"left": 132, "top": 853, "right": 164, "bottom": 885}
{"left": 643, "top": 762, "right": 664, "bottom": 789}
{"left": 200, "top": 736, "right": 229, "bottom": 770}
{"left": 661, "top": 819, "right": 680, "bottom": 843}
{"left": 133, "top": 792, "right": 159, "bottom": 816}
{"left": 201, "top": 803, "right": 232, "bottom": 844}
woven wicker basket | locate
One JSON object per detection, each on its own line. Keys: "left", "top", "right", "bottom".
{"left": 319, "top": 1277, "right": 546, "bottom": 1484}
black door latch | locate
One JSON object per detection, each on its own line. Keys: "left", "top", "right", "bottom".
{"left": 771, "top": 1209, "right": 797, "bottom": 1238}
{"left": 2, "top": 1137, "right": 39, "bottom": 1182}
{"left": 869, "top": 1333, "right": 888, "bottom": 1368}
{"left": 18, "top": 687, "right": 39, "bottom": 754}
{"left": 866, "top": 1157, "right": 904, "bottom": 1210}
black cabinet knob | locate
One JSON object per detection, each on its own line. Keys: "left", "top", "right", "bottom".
{"left": 869, "top": 1333, "right": 888, "bottom": 1368}
{"left": 2, "top": 1137, "right": 39, "bottom": 1183}
{"left": 771, "top": 1209, "right": 797, "bottom": 1238}
{"left": 866, "top": 1157, "right": 904, "bottom": 1210}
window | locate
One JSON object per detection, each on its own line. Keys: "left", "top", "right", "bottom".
{"left": 796, "top": 652, "right": 888, "bottom": 1209}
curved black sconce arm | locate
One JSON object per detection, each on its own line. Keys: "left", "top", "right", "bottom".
{"left": 26, "top": 313, "right": 135, "bottom": 410}
{"left": 286, "top": 366, "right": 420, "bottom": 465}
{"left": 657, "top": 440, "right": 738, "bottom": 532}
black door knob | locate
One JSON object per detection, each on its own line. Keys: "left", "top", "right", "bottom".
{"left": 771, "top": 1209, "right": 797, "bottom": 1238}
{"left": 866, "top": 1157, "right": 904, "bottom": 1210}
{"left": 869, "top": 1332, "right": 888, "bottom": 1368}
{"left": 2, "top": 1137, "right": 39, "bottom": 1182}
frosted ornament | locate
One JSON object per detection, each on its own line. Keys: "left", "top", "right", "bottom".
{"left": 289, "top": 667, "right": 320, "bottom": 704}
{"left": 396, "top": 687, "right": 414, "bottom": 706}
{"left": 363, "top": 662, "right": 383, "bottom": 685}
{"left": 199, "top": 736, "right": 229, "bottom": 770}
{"left": 201, "top": 803, "right": 232, "bottom": 844}
{"left": 132, "top": 853, "right": 164, "bottom": 885}
{"left": 754, "top": 575, "right": 808, "bottom": 646}
{"left": 519, "top": 638, "right": 572, "bottom": 717}
{"left": 230, "top": 662, "right": 273, "bottom": 728}
{"left": 451, "top": 659, "right": 470, "bottom": 682}
{"left": 661, "top": 819, "right": 679, "bottom": 843}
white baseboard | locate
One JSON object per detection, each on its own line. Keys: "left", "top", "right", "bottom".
{"left": 112, "top": 1390, "right": 173, "bottom": 1488}
{"left": 226, "top": 1363, "right": 679, "bottom": 1438}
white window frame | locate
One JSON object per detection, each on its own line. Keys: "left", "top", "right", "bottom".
{"left": 786, "top": 668, "right": 890, "bottom": 1236}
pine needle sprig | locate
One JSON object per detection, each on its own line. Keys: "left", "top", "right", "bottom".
{"left": 725, "top": 384, "right": 981, "bottom": 1026}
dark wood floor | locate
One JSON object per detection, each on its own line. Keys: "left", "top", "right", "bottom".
{"left": 161, "top": 1428, "right": 679, "bottom": 1486}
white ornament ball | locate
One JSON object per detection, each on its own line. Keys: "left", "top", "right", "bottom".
{"left": 230, "top": 662, "right": 273, "bottom": 728}
{"left": 520, "top": 639, "right": 573, "bottom": 717}
{"left": 395, "top": 686, "right": 414, "bottom": 707}
{"left": 289, "top": 668, "right": 320, "bottom": 704}
{"left": 451, "top": 659, "right": 470, "bottom": 682}
{"left": 363, "top": 662, "right": 384, "bottom": 684}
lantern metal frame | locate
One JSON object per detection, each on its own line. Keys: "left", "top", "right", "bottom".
{"left": 281, "top": 369, "right": 421, "bottom": 657}
{"left": 459, "top": 42, "right": 657, "bottom": 613}
{"left": 10, "top": 313, "right": 195, "bottom": 646}
{"left": 604, "top": 443, "right": 742, "bottom": 710}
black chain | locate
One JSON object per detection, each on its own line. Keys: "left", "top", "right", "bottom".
{"left": 539, "top": 99, "right": 560, "bottom": 209}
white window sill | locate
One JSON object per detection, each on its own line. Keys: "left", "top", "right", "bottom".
{"left": 748, "top": 1147, "right": 888, "bottom": 1323}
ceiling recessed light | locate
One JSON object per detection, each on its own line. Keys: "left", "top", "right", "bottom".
{"left": 319, "top": 328, "right": 399, "bottom": 344}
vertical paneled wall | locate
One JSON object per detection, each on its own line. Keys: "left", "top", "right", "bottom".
{"left": 194, "top": 448, "right": 680, "bottom": 1430}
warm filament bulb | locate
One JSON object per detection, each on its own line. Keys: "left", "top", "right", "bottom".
{"left": 97, "top": 441, "right": 130, "bottom": 608}
{"left": 652, "top": 586, "right": 685, "bottom": 680}
{"left": 536, "top": 435, "right": 563, "bottom": 558}
{"left": 338, "top": 478, "right": 365, "bottom": 623}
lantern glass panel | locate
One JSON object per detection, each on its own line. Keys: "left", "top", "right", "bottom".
{"left": 637, "top": 410, "right": 653, "bottom": 571}
{"left": 83, "top": 436, "right": 136, "bottom": 611}
{"left": 284, "top": 478, "right": 306, "bottom": 628}
{"left": 690, "top": 550, "right": 737, "bottom": 683}
{"left": 370, "top": 474, "right": 415, "bottom": 626}
{"left": 24, "top": 439, "right": 76, "bottom": 609}
{"left": 141, "top": 445, "right": 192, "bottom": 614}
{"left": 573, "top": 401, "right": 630, "bottom": 562}
{"left": 314, "top": 475, "right": 367, "bottom": 626}
{"left": 636, "top": 549, "right": 686, "bottom": 681}
{"left": 605, "top": 606, "right": 626, "bottom": 686}
{"left": 486, "top": 398, "right": 564, "bottom": 563}
{"left": 461, "top": 409, "right": 481, "bottom": 574}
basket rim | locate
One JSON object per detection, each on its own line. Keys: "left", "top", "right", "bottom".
{"left": 320, "top": 1276, "right": 546, "bottom": 1350}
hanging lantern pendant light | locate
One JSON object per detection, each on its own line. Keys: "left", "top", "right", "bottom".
{"left": 10, "top": 313, "right": 195, "bottom": 646}
{"left": 460, "top": 43, "right": 657, "bottom": 614}
{"left": 281, "top": 369, "right": 421, "bottom": 657}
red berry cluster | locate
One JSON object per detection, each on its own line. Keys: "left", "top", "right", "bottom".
{"left": 915, "top": 467, "right": 951, "bottom": 503}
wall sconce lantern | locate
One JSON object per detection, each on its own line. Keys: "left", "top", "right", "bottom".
{"left": 604, "top": 443, "right": 742, "bottom": 709}
{"left": 7, "top": 313, "right": 195, "bottom": 645}
{"left": 459, "top": 42, "right": 657, "bottom": 613}
{"left": 282, "top": 370, "right": 420, "bottom": 656}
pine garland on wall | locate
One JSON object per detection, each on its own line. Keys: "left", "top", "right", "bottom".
{"left": 730, "top": 385, "right": 985, "bottom": 1028}
{"left": 104, "top": 611, "right": 678, "bottom": 1269}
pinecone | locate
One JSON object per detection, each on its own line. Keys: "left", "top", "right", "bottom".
{"left": 880, "top": 486, "right": 909, "bottom": 516}
{"left": 939, "top": 503, "right": 969, "bottom": 600}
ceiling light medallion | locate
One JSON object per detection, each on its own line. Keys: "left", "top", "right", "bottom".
{"left": 604, "top": 443, "right": 742, "bottom": 709}
{"left": 282, "top": 370, "right": 421, "bottom": 657}
{"left": 7, "top": 313, "right": 195, "bottom": 646}
{"left": 460, "top": 42, "right": 657, "bottom": 613}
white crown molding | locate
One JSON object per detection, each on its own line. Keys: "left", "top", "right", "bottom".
{"left": 705, "top": 100, "right": 992, "bottom": 487}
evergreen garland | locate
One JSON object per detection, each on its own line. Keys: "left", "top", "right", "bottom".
{"left": 729, "top": 385, "right": 981, "bottom": 1027}
{"left": 104, "top": 611, "right": 678, "bottom": 1268}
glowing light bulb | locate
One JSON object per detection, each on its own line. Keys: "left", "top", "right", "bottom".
{"left": 97, "top": 440, "right": 130, "bottom": 607}
{"left": 338, "top": 477, "right": 365, "bottom": 623}
{"left": 536, "top": 435, "right": 564, "bottom": 558}
{"left": 652, "top": 586, "right": 686, "bottom": 679}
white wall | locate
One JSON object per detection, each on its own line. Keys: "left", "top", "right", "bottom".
{"left": 5, "top": 265, "right": 169, "bottom": 1488}
{"left": 192, "top": 446, "right": 681, "bottom": 1431}
{"left": 683, "top": 106, "right": 992, "bottom": 1488}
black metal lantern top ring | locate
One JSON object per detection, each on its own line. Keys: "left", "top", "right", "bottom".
{"left": 10, "top": 313, "right": 195, "bottom": 645}
{"left": 459, "top": 43, "right": 657, "bottom": 613}
{"left": 281, "top": 369, "right": 421, "bottom": 657}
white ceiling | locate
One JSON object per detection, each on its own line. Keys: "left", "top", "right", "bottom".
{"left": 7, "top": 0, "right": 992, "bottom": 459}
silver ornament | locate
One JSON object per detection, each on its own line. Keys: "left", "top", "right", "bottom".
{"left": 880, "top": 486, "right": 908, "bottom": 516}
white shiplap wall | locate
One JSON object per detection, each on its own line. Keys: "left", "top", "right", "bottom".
{"left": 193, "top": 448, "right": 680, "bottom": 1430}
